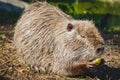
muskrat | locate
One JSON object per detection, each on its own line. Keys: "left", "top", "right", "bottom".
{"left": 14, "top": 2, "right": 104, "bottom": 76}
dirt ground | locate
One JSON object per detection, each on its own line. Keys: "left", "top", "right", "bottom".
{"left": 0, "top": 24, "right": 120, "bottom": 80}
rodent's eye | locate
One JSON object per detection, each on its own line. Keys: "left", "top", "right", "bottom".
{"left": 67, "top": 23, "right": 73, "bottom": 32}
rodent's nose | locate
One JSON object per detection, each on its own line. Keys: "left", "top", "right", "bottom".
{"left": 96, "top": 47, "right": 104, "bottom": 54}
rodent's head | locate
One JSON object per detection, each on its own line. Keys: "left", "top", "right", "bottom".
{"left": 55, "top": 20, "right": 104, "bottom": 61}
{"left": 53, "top": 20, "right": 104, "bottom": 75}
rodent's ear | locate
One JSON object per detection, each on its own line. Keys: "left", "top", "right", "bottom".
{"left": 67, "top": 23, "right": 73, "bottom": 32}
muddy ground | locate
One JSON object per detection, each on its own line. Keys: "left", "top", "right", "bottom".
{"left": 0, "top": 23, "right": 120, "bottom": 80}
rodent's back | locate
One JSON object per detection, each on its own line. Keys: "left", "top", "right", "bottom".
{"left": 14, "top": 2, "right": 71, "bottom": 65}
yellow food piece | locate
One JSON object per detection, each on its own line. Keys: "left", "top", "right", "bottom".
{"left": 92, "top": 58, "right": 102, "bottom": 65}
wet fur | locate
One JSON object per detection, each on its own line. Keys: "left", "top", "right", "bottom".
{"left": 14, "top": 2, "right": 104, "bottom": 76}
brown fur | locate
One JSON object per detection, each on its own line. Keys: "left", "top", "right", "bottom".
{"left": 14, "top": 2, "right": 104, "bottom": 76}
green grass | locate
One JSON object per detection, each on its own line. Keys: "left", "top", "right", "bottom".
{"left": 48, "top": 1, "right": 120, "bottom": 32}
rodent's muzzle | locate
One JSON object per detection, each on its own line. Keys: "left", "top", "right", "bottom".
{"left": 95, "top": 39, "right": 105, "bottom": 55}
{"left": 95, "top": 45, "right": 105, "bottom": 55}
